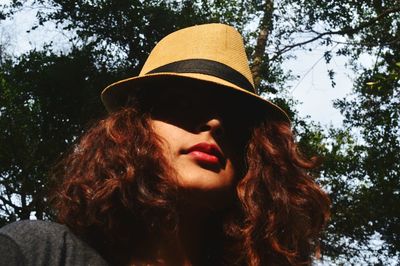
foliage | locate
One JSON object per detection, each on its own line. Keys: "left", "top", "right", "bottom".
{"left": 332, "top": 58, "right": 400, "bottom": 256}
{"left": 0, "top": 70, "right": 43, "bottom": 224}
{"left": 273, "top": 0, "right": 400, "bottom": 261}
{"left": 0, "top": 47, "right": 113, "bottom": 226}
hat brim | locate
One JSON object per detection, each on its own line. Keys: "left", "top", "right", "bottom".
{"left": 101, "top": 72, "right": 291, "bottom": 123}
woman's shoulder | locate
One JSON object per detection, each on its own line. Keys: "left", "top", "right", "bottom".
{"left": 0, "top": 220, "right": 108, "bottom": 266}
{"left": 1, "top": 219, "right": 68, "bottom": 238}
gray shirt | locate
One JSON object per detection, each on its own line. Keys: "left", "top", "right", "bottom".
{"left": 0, "top": 220, "right": 108, "bottom": 266}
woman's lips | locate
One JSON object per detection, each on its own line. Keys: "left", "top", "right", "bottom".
{"left": 189, "top": 150, "right": 220, "bottom": 164}
{"left": 185, "top": 143, "right": 225, "bottom": 166}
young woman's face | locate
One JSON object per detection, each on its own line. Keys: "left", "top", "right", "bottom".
{"left": 149, "top": 84, "right": 250, "bottom": 207}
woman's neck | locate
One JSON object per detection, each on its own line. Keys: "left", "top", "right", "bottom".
{"left": 161, "top": 206, "right": 215, "bottom": 266}
{"left": 127, "top": 204, "right": 226, "bottom": 266}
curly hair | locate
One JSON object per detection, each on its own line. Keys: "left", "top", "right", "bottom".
{"left": 51, "top": 105, "right": 330, "bottom": 266}
{"left": 232, "top": 120, "right": 330, "bottom": 265}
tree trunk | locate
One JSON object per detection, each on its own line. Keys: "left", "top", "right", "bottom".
{"left": 250, "top": 0, "right": 274, "bottom": 95}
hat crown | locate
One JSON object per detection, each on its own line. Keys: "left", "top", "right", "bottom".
{"left": 101, "top": 23, "right": 290, "bottom": 122}
{"left": 140, "top": 23, "right": 255, "bottom": 89}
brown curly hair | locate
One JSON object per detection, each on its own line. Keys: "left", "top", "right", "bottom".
{"left": 51, "top": 103, "right": 330, "bottom": 265}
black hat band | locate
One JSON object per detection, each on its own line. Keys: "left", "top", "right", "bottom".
{"left": 146, "top": 59, "right": 255, "bottom": 94}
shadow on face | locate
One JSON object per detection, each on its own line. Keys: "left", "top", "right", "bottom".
{"left": 139, "top": 79, "right": 258, "bottom": 147}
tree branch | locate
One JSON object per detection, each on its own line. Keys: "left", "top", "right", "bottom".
{"left": 0, "top": 195, "right": 18, "bottom": 209}
{"left": 272, "top": 6, "right": 400, "bottom": 60}
{"left": 250, "top": 0, "right": 274, "bottom": 94}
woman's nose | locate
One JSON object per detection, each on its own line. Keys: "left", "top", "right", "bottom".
{"left": 196, "top": 117, "right": 225, "bottom": 137}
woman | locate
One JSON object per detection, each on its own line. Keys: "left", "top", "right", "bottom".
{"left": 0, "top": 24, "right": 330, "bottom": 266}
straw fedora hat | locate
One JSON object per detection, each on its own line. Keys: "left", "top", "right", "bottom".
{"left": 101, "top": 23, "right": 290, "bottom": 122}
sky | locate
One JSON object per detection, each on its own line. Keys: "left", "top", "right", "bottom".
{"left": 0, "top": 0, "right": 373, "bottom": 128}
{"left": 284, "top": 49, "right": 354, "bottom": 126}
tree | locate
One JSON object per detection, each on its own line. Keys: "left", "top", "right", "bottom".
{"left": 286, "top": 1, "right": 400, "bottom": 261}
{"left": 0, "top": 71, "right": 43, "bottom": 223}
{"left": 0, "top": 47, "right": 115, "bottom": 226}
{"left": 331, "top": 59, "right": 400, "bottom": 260}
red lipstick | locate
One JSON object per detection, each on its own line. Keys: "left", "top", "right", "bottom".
{"left": 186, "top": 142, "right": 224, "bottom": 166}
